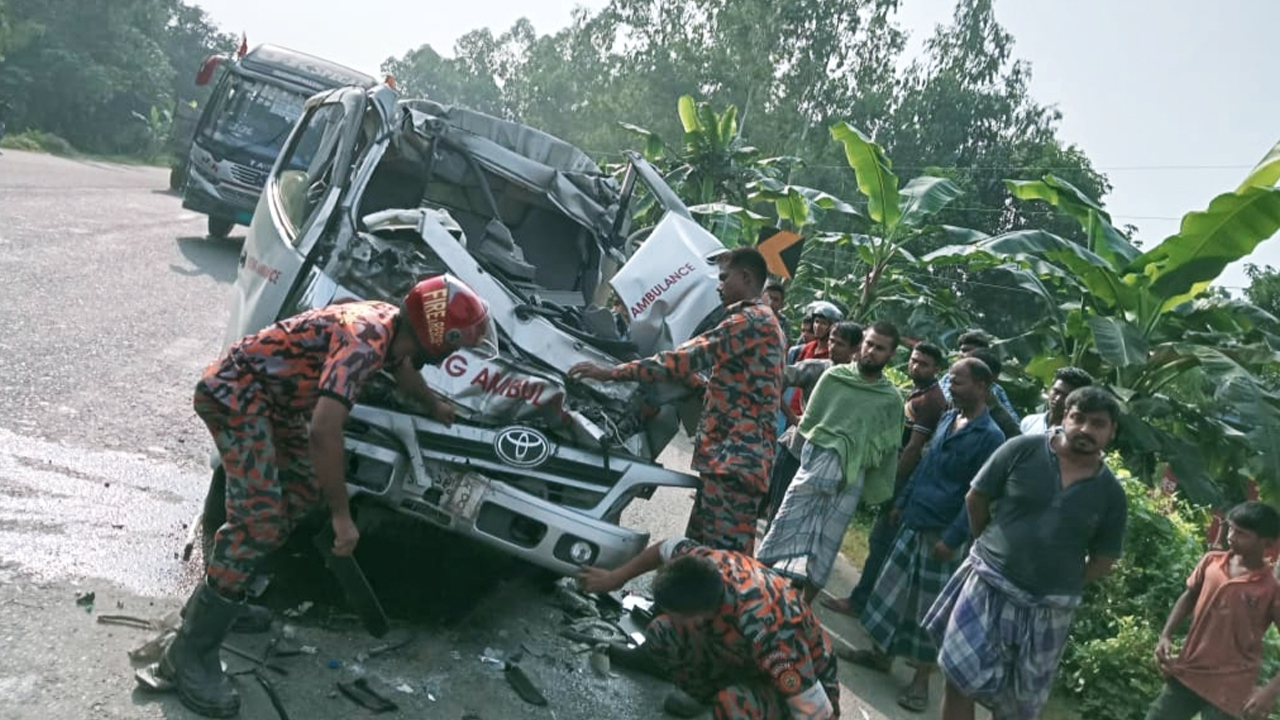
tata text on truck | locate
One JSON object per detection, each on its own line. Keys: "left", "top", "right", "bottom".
{"left": 203, "top": 83, "right": 733, "bottom": 575}
{"left": 181, "top": 44, "right": 375, "bottom": 239}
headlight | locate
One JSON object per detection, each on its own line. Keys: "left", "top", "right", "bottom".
{"left": 568, "top": 540, "right": 594, "bottom": 565}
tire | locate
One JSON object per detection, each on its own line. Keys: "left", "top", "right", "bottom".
{"left": 168, "top": 164, "right": 187, "bottom": 191}
{"left": 200, "top": 466, "right": 227, "bottom": 566}
{"left": 207, "top": 216, "right": 235, "bottom": 239}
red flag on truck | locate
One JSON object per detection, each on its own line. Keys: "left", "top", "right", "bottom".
{"left": 237, "top": 33, "right": 248, "bottom": 58}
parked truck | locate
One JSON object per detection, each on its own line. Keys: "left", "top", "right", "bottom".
{"left": 179, "top": 44, "right": 375, "bottom": 238}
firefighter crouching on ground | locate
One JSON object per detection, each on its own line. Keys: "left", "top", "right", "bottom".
{"left": 158, "top": 275, "right": 497, "bottom": 718}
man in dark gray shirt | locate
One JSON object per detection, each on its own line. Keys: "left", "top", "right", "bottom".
{"left": 923, "top": 386, "right": 1128, "bottom": 720}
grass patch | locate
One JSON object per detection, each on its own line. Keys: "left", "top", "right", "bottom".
{"left": 1, "top": 129, "right": 78, "bottom": 156}
{"left": 1, "top": 130, "right": 170, "bottom": 168}
{"left": 839, "top": 505, "right": 878, "bottom": 567}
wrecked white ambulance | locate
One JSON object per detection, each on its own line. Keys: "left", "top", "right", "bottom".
{"left": 205, "top": 84, "right": 730, "bottom": 574}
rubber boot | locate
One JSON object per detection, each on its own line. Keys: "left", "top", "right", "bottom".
{"left": 231, "top": 604, "right": 273, "bottom": 634}
{"left": 181, "top": 599, "right": 272, "bottom": 634}
{"left": 607, "top": 641, "right": 670, "bottom": 680}
{"left": 160, "top": 582, "right": 242, "bottom": 718}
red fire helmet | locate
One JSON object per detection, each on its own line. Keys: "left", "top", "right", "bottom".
{"left": 402, "top": 275, "right": 498, "bottom": 360}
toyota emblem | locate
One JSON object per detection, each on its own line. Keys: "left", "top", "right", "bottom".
{"left": 493, "top": 426, "right": 552, "bottom": 468}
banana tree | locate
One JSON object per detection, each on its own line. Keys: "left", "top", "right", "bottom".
{"left": 619, "top": 96, "right": 858, "bottom": 246}
{"left": 798, "top": 122, "right": 967, "bottom": 326}
{"left": 925, "top": 141, "right": 1280, "bottom": 506}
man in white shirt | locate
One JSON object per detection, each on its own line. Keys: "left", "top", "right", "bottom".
{"left": 1020, "top": 366, "right": 1093, "bottom": 434}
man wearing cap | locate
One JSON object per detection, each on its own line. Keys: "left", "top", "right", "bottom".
{"left": 570, "top": 247, "right": 785, "bottom": 553}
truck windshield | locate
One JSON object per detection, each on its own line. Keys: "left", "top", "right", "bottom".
{"left": 203, "top": 74, "right": 307, "bottom": 152}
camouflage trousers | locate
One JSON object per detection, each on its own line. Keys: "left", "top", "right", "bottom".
{"left": 647, "top": 615, "right": 840, "bottom": 720}
{"left": 194, "top": 383, "right": 319, "bottom": 596}
{"left": 687, "top": 474, "right": 763, "bottom": 555}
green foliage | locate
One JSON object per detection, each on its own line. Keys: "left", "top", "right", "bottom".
{"left": 1058, "top": 464, "right": 1207, "bottom": 720}
{"left": 129, "top": 104, "right": 172, "bottom": 161}
{"left": 1063, "top": 616, "right": 1163, "bottom": 720}
{"left": 926, "top": 140, "right": 1280, "bottom": 507}
{"left": 381, "top": 0, "right": 1106, "bottom": 339}
{"left": 1246, "top": 264, "right": 1280, "bottom": 324}
{"left": 1, "top": 128, "right": 75, "bottom": 155}
{"left": 830, "top": 122, "right": 900, "bottom": 228}
{"left": 0, "top": 0, "right": 232, "bottom": 156}
{"left": 786, "top": 124, "right": 970, "bottom": 334}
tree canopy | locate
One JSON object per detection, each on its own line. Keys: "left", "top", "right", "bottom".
{"left": 380, "top": 0, "right": 1108, "bottom": 339}
{"left": 0, "top": 0, "right": 233, "bottom": 155}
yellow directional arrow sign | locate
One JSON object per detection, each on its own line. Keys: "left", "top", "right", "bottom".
{"left": 757, "top": 229, "right": 805, "bottom": 280}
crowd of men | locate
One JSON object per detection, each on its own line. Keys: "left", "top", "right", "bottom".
{"left": 578, "top": 247, "right": 1280, "bottom": 720}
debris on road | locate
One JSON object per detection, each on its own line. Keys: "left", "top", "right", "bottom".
{"left": 134, "top": 662, "right": 173, "bottom": 692}
{"left": 282, "top": 601, "right": 314, "bottom": 618}
{"left": 588, "top": 644, "right": 611, "bottom": 678}
{"left": 551, "top": 578, "right": 599, "bottom": 618}
{"left": 503, "top": 661, "right": 548, "bottom": 706}
{"left": 254, "top": 668, "right": 292, "bottom": 720}
{"left": 559, "top": 617, "right": 629, "bottom": 645}
{"left": 366, "top": 627, "right": 414, "bottom": 655}
{"left": 221, "top": 641, "right": 288, "bottom": 675}
{"left": 337, "top": 677, "right": 399, "bottom": 713}
{"left": 125, "top": 611, "right": 182, "bottom": 662}
{"left": 97, "top": 614, "right": 158, "bottom": 630}
{"left": 74, "top": 590, "right": 95, "bottom": 608}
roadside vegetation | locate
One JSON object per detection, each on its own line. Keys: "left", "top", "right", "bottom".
{"left": 0, "top": 0, "right": 232, "bottom": 159}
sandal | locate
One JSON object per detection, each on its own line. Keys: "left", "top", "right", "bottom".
{"left": 836, "top": 647, "right": 890, "bottom": 673}
{"left": 820, "top": 597, "right": 859, "bottom": 618}
{"left": 897, "top": 687, "right": 928, "bottom": 713}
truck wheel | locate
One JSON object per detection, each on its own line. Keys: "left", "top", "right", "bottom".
{"left": 168, "top": 165, "right": 186, "bottom": 191}
{"left": 200, "top": 466, "right": 227, "bottom": 566}
{"left": 207, "top": 216, "right": 235, "bottom": 239}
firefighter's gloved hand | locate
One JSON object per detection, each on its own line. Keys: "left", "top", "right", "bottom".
{"left": 331, "top": 515, "right": 360, "bottom": 557}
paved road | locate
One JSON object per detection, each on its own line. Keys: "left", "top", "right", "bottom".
{"left": 0, "top": 149, "right": 933, "bottom": 720}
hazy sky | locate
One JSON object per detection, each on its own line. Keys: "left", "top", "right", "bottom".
{"left": 192, "top": 0, "right": 1280, "bottom": 290}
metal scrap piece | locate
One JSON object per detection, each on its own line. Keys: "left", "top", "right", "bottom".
{"left": 254, "top": 669, "right": 292, "bottom": 720}
{"left": 221, "top": 642, "right": 288, "bottom": 676}
{"left": 503, "top": 662, "right": 548, "bottom": 707}
{"left": 97, "top": 614, "right": 155, "bottom": 630}
{"left": 337, "top": 678, "right": 399, "bottom": 713}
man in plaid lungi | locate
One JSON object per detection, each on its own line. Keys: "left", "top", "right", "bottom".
{"left": 841, "top": 358, "right": 1004, "bottom": 713}
{"left": 925, "top": 386, "right": 1128, "bottom": 720}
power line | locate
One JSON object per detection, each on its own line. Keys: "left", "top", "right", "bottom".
{"left": 799, "top": 163, "right": 1255, "bottom": 172}
{"left": 593, "top": 152, "right": 1255, "bottom": 174}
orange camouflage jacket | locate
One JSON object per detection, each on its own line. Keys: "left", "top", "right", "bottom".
{"left": 609, "top": 298, "right": 784, "bottom": 491}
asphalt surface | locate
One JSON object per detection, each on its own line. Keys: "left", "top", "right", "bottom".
{"left": 0, "top": 149, "right": 938, "bottom": 720}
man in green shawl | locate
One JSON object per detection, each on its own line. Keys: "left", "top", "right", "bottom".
{"left": 757, "top": 321, "right": 904, "bottom": 604}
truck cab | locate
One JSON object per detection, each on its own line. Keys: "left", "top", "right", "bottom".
{"left": 181, "top": 45, "right": 375, "bottom": 239}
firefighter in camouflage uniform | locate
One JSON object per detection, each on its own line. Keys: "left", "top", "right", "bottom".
{"left": 580, "top": 537, "right": 840, "bottom": 719}
{"left": 157, "top": 275, "right": 497, "bottom": 718}
{"left": 569, "top": 247, "right": 784, "bottom": 553}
